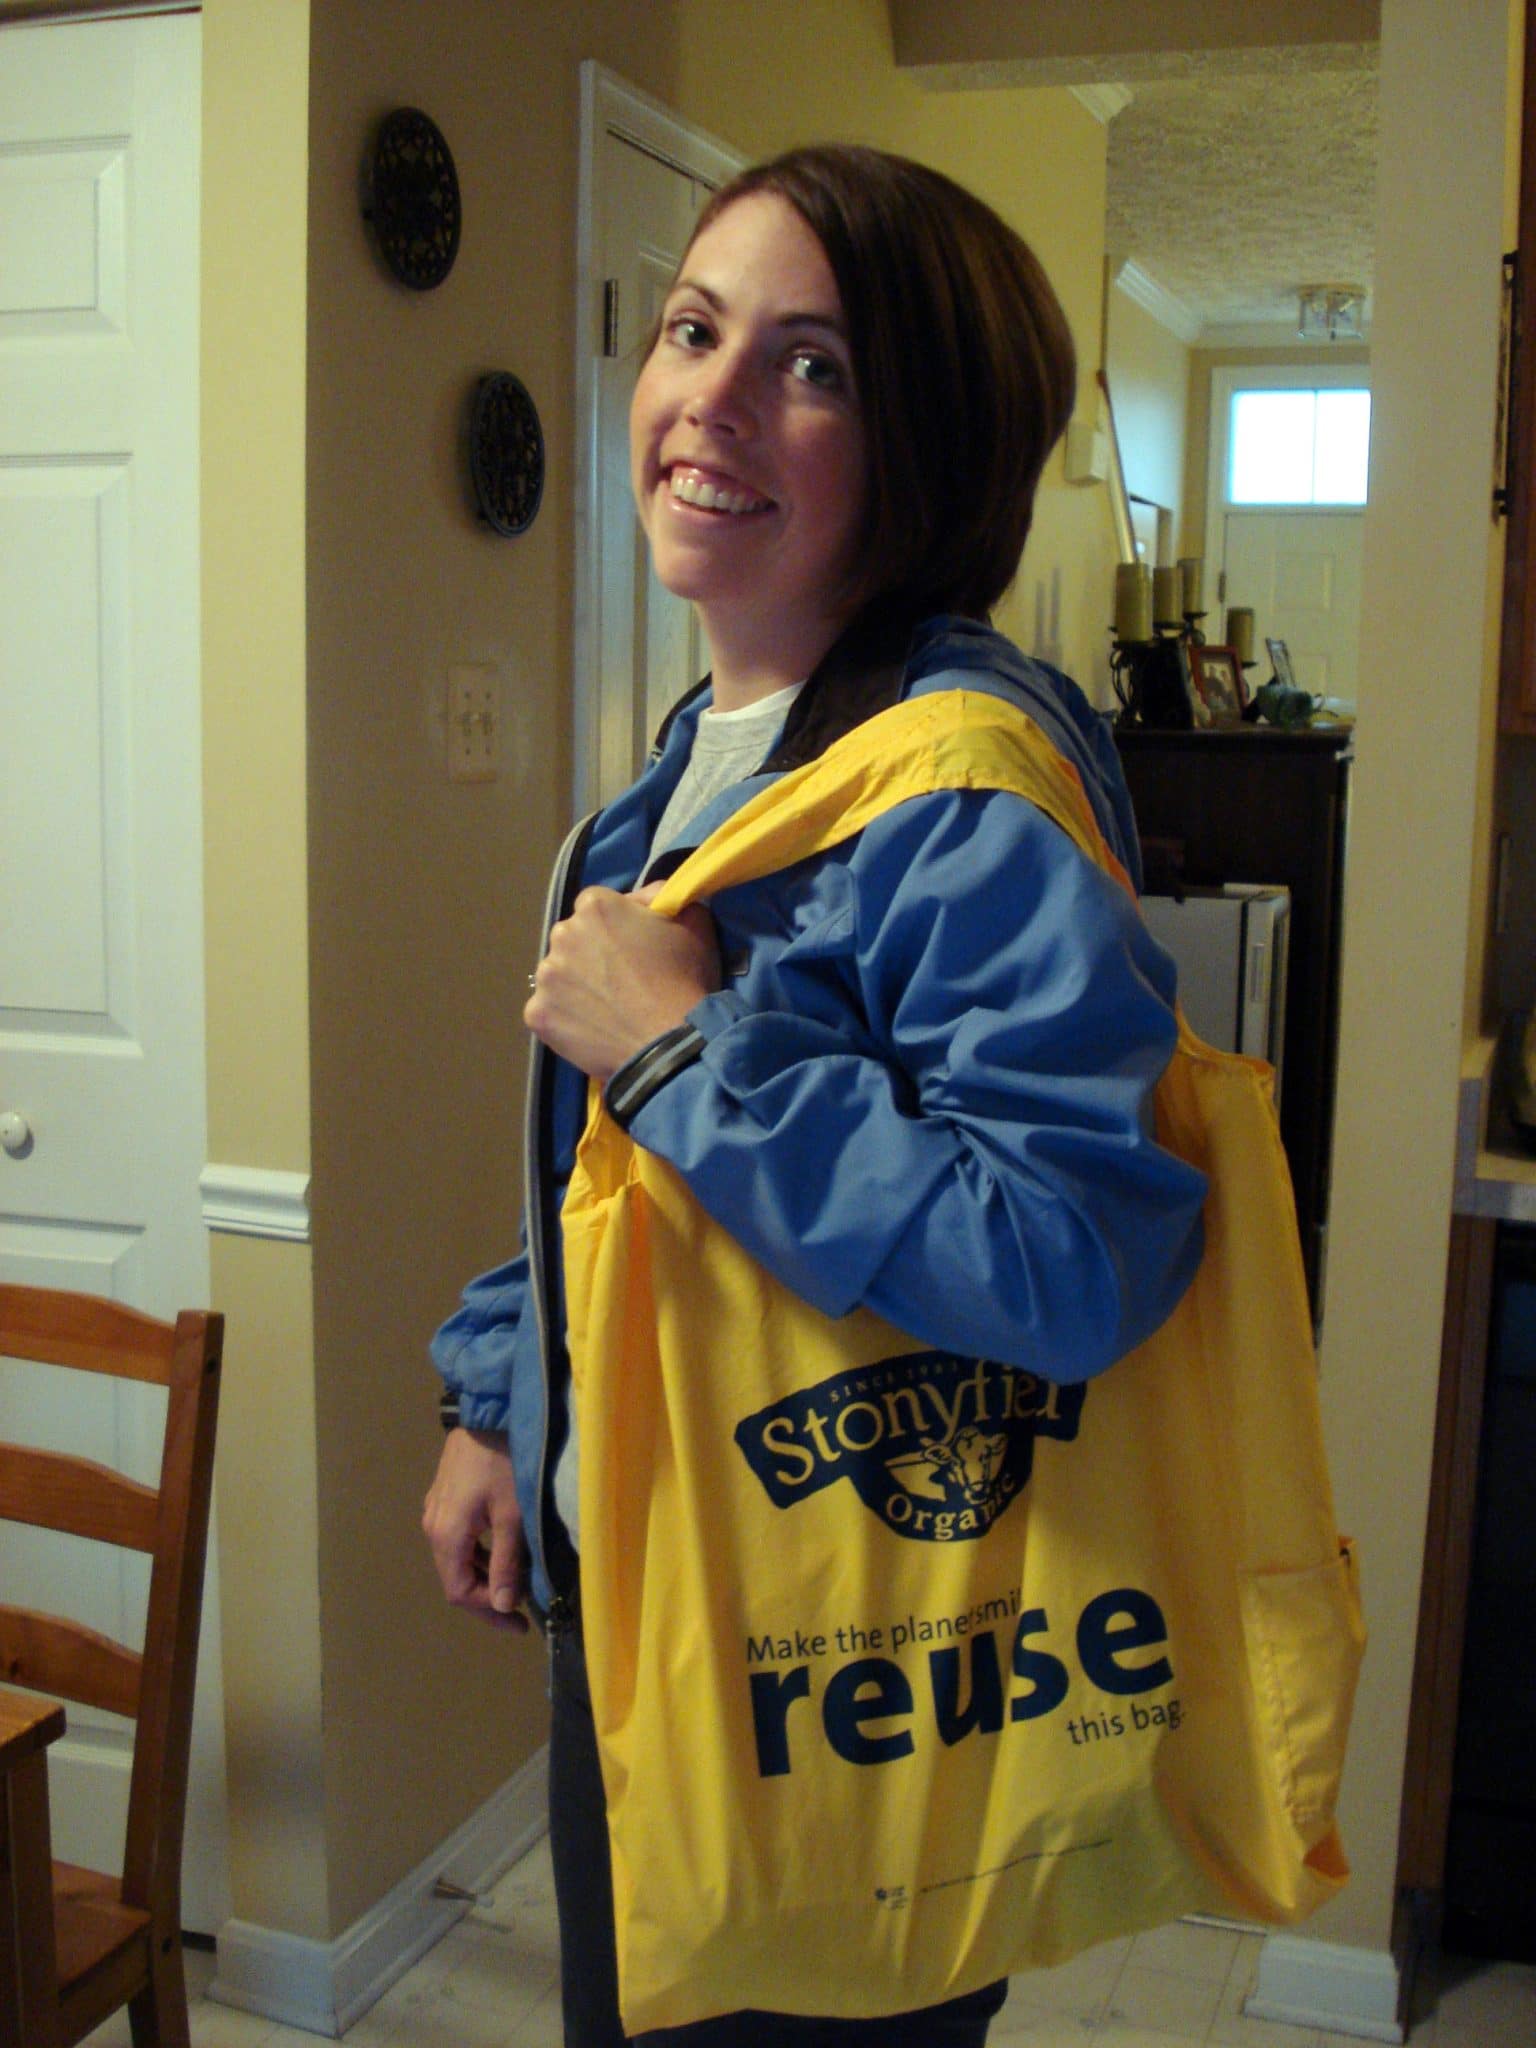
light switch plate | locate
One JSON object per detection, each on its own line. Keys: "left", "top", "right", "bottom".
{"left": 448, "top": 664, "right": 498, "bottom": 782}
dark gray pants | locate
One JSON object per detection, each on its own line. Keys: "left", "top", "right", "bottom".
{"left": 547, "top": 1614, "right": 1008, "bottom": 2048}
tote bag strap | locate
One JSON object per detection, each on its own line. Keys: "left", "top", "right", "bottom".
{"left": 646, "top": 689, "right": 1133, "bottom": 917}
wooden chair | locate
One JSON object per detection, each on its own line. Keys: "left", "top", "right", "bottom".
{"left": 0, "top": 1286, "right": 222, "bottom": 2048}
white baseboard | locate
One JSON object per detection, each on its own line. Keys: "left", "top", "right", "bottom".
{"left": 209, "top": 1745, "right": 548, "bottom": 2038}
{"left": 1247, "top": 1933, "right": 1404, "bottom": 2043}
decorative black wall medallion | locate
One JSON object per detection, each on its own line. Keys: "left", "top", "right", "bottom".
{"left": 362, "top": 107, "right": 461, "bottom": 290}
{"left": 468, "top": 373, "right": 545, "bottom": 536}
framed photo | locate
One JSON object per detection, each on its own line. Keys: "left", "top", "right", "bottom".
{"left": 1266, "top": 636, "right": 1297, "bottom": 690}
{"left": 1189, "top": 643, "right": 1249, "bottom": 723}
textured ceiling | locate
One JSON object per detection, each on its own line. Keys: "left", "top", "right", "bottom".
{"left": 1104, "top": 54, "right": 1379, "bottom": 339}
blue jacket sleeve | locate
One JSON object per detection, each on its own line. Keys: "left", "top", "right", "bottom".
{"left": 429, "top": 1245, "right": 530, "bottom": 1432}
{"left": 626, "top": 789, "right": 1207, "bottom": 1382}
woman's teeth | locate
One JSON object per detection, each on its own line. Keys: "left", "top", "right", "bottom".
{"left": 670, "top": 472, "right": 768, "bottom": 515}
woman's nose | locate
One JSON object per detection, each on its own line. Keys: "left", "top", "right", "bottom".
{"left": 684, "top": 346, "right": 756, "bottom": 435}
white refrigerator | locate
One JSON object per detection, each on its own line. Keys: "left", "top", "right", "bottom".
{"left": 1139, "top": 884, "right": 1291, "bottom": 1099}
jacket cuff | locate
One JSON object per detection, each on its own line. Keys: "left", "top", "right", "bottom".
{"left": 605, "top": 1022, "right": 707, "bottom": 1130}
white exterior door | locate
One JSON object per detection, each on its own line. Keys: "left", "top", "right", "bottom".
{"left": 0, "top": 13, "right": 229, "bottom": 1928}
{"left": 575, "top": 67, "right": 744, "bottom": 812}
{"left": 1221, "top": 508, "right": 1366, "bottom": 706}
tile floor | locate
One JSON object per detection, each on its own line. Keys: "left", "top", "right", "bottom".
{"left": 81, "top": 1835, "right": 1536, "bottom": 2046}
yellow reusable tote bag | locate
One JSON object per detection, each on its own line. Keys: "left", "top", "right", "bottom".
{"left": 564, "top": 689, "right": 1365, "bottom": 2034}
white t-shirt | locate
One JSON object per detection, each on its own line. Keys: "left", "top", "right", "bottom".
{"left": 648, "top": 681, "right": 804, "bottom": 856}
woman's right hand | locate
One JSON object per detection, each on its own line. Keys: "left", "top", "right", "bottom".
{"left": 423, "top": 1426, "right": 530, "bottom": 1633}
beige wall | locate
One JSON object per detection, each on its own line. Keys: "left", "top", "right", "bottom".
{"left": 201, "top": 0, "right": 327, "bottom": 1938}
{"left": 302, "top": 0, "right": 698, "bottom": 1935}
{"left": 1317, "top": 0, "right": 1510, "bottom": 1951}
{"left": 1105, "top": 281, "right": 1192, "bottom": 548}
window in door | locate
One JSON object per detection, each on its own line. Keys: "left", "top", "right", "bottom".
{"left": 1229, "top": 386, "right": 1372, "bottom": 505}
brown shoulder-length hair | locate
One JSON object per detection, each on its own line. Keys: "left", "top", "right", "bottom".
{"left": 672, "top": 143, "right": 1078, "bottom": 628}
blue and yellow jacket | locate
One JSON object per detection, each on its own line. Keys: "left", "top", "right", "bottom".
{"left": 432, "top": 618, "right": 1207, "bottom": 1617}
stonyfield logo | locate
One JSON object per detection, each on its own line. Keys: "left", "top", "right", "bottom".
{"left": 733, "top": 1353, "right": 1085, "bottom": 1541}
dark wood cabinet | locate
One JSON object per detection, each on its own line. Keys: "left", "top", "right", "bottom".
{"left": 1115, "top": 725, "right": 1353, "bottom": 1323}
{"left": 1439, "top": 1222, "right": 1536, "bottom": 1959}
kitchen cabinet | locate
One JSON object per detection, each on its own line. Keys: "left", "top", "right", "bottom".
{"left": 1115, "top": 725, "right": 1352, "bottom": 1324}
{"left": 1399, "top": 1045, "right": 1536, "bottom": 1968}
{"left": 1438, "top": 1222, "right": 1536, "bottom": 1959}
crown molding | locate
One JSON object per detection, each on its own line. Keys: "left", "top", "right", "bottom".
{"left": 1070, "top": 83, "right": 1134, "bottom": 123}
{"left": 1113, "top": 261, "right": 1201, "bottom": 345}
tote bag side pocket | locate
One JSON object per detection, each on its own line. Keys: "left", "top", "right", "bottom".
{"left": 1239, "top": 1543, "right": 1366, "bottom": 1841}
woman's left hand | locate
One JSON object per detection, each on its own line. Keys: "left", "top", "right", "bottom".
{"left": 525, "top": 882, "right": 721, "bottom": 1081}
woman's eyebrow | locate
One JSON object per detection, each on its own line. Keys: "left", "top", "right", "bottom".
{"left": 667, "top": 277, "right": 848, "bottom": 337}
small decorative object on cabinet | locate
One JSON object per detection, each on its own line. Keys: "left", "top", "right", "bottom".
{"left": 362, "top": 107, "right": 462, "bottom": 291}
{"left": 1188, "top": 644, "right": 1248, "bottom": 724}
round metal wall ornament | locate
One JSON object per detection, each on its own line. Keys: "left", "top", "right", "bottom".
{"left": 469, "top": 373, "right": 545, "bottom": 537}
{"left": 363, "top": 107, "right": 461, "bottom": 290}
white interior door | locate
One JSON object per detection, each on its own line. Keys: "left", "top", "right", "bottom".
{"left": 1221, "top": 508, "right": 1365, "bottom": 707}
{"left": 0, "top": 12, "right": 229, "bottom": 1929}
{"left": 598, "top": 133, "right": 705, "bottom": 803}
{"left": 575, "top": 66, "right": 745, "bottom": 812}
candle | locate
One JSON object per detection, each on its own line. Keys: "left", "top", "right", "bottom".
{"left": 1225, "top": 606, "right": 1256, "bottom": 664}
{"left": 1178, "top": 555, "right": 1204, "bottom": 615}
{"left": 1114, "top": 562, "right": 1153, "bottom": 643}
{"left": 1153, "top": 566, "right": 1181, "bottom": 627}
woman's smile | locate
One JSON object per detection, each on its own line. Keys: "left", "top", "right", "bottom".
{"left": 666, "top": 463, "right": 774, "bottom": 517}
{"left": 630, "top": 190, "right": 866, "bottom": 703}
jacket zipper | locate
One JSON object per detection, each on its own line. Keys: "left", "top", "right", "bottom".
{"left": 526, "top": 808, "right": 598, "bottom": 1611}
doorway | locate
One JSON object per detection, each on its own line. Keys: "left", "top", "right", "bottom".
{"left": 1204, "top": 363, "right": 1371, "bottom": 710}
{"left": 573, "top": 65, "right": 745, "bottom": 814}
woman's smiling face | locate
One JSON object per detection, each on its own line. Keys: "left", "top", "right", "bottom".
{"left": 629, "top": 192, "right": 867, "bottom": 691}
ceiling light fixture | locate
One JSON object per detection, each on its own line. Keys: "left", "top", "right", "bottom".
{"left": 1298, "top": 284, "right": 1366, "bottom": 341}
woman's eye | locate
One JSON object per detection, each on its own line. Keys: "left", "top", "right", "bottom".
{"left": 668, "top": 315, "right": 713, "bottom": 350}
{"left": 788, "top": 349, "right": 843, "bottom": 391}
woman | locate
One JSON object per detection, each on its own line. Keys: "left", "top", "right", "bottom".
{"left": 424, "top": 145, "right": 1207, "bottom": 2047}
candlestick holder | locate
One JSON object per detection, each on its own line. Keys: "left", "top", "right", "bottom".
{"left": 1111, "top": 625, "right": 1194, "bottom": 729}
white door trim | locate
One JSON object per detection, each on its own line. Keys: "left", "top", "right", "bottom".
{"left": 1204, "top": 360, "right": 1373, "bottom": 587}
{"left": 572, "top": 63, "right": 742, "bottom": 817}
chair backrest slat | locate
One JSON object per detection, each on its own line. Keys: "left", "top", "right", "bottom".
{"left": 0, "top": 1287, "right": 175, "bottom": 1386}
{"left": 0, "top": 1446, "right": 159, "bottom": 1552}
{"left": 0, "top": 1606, "right": 141, "bottom": 1720}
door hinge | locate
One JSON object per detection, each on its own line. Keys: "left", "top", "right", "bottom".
{"left": 602, "top": 278, "right": 620, "bottom": 358}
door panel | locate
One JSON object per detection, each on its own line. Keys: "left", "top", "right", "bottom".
{"left": 0, "top": 12, "right": 228, "bottom": 1929}
{"left": 1222, "top": 508, "right": 1364, "bottom": 706}
{"left": 595, "top": 134, "right": 706, "bottom": 807}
